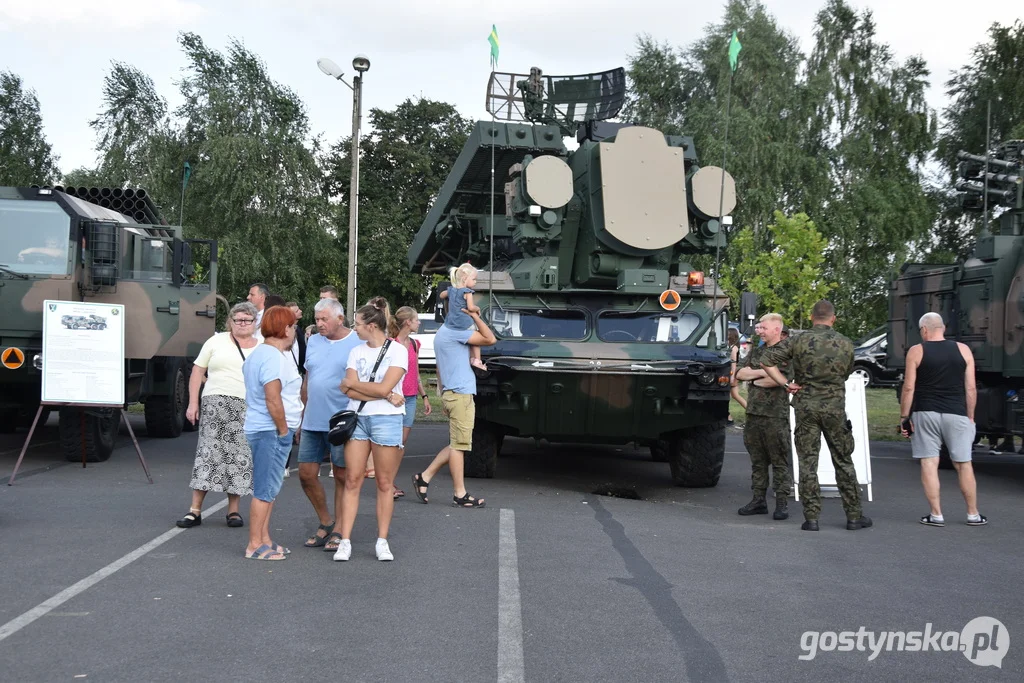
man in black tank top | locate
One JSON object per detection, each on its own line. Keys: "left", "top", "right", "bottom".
{"left": 899, "top": 312, "right": 987, "bottom": 526}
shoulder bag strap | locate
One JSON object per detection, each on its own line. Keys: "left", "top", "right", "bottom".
{"left": 357, "top": 339, "right": 393, "bottom": 414}
{"left": 230, "top": 334, "right": 247, "bottom": 362}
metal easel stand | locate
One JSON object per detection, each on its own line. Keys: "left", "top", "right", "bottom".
{"left": 7, "top": 403, "right": 153, "bottom": 486}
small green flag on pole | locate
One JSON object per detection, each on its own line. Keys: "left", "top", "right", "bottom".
{"left": 488, "top": 24, "right": 500, "bottom": 70}
{"left": 728, "top": 30, "right": 742, "bottom": 72}
{"left": 182, "top": 161, "right": 192, "bottom": 191}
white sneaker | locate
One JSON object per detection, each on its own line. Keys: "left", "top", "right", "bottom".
{"left": 332, "top": 539, "right": 352, "bottom": 561}
{"left": 283, "top": 468, "right": 290, "bottom": 478}
{"left": 375, "top": 538, "right": 394, "bottom": 562}
{"left": 329, "top": 469, "right": 334, "bottom": 478}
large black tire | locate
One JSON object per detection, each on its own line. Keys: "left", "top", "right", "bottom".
{"left": 668, "top": 421, "right": 727, "bottom": 487}
{"left": 465, "top": 424, "right": 502, "bottom": 478}
{"left": 145, "top": 365, "right": 187, "bottom": 438}
{"left": 59, "top": 407, "right": 118, "bottom": 462}
{"left": 650, "top": 440, "right": 669, "bottom": 462}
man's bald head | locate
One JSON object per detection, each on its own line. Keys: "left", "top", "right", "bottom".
{"left": 919, "top": 312, "right": 945, "bottom": 331}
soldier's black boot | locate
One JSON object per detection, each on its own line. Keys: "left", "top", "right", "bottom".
{"left": 847, "top": 516, "right": 873, "bottom": 530}
{"left": 738, "top": 496, "right": 768, "bottom": 516}
{"left": 801, "top": 519, "right": 819, "bottom": 531}
{"left": 773, "top": 497, "right": 789, "bottom": 520}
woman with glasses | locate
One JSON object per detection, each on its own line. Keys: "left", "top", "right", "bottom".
{"left": 175, "top": 302, "right": 261, "bottom": 530}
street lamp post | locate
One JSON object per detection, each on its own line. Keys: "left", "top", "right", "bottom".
{"left": 317, "top": 54, "right": 370, "bottom": 320}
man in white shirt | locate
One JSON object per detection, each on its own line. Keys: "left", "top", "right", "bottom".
{"left": 247, "top": 283, "right": 269, "bottom": 341}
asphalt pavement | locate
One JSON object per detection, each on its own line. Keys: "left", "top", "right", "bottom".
{"left": 1, "top": 417, "right": 1022, "bottom": 682}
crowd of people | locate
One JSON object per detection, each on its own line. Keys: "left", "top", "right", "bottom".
{"left": 174, "top": 265, "right": 496, "bottom": 562}
{"left": 728, "top": 302, "right": 986, "bottom": 530}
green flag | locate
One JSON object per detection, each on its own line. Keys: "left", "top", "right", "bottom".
{"left": 182, "top": 161, "right": 192, "bottom": 191}
{"left": 488, "top": 24, "right": 499, "bottom": 70}
{"left": 728, "top": 30, "right": 742, "bottom": 72}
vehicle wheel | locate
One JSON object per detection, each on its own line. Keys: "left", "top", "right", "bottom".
{"left": 668, "top": 420, "right": 726, "bottom": 487}
{"left": 145, "top": 365, "right": 187, "bottom": 438}
{"left": 938, "top": 444, "right": 954, "bottom": 470}
{"left": 852, "top": 366, "right": 873, "bottom": 387}
{"left": 59, "top": 407, "right": 118, "bottom": 462}
{"left": 650, "top": 440, "right": 669, "bottom": 462}
{"left": 465, "top": 424, "right": 502, "bottom": 478}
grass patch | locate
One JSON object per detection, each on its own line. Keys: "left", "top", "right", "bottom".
{"left": 729, "top": 385, "right": 902, "bottom": 441}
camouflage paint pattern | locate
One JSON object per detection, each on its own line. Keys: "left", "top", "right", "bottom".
{"left": 887, "top": 140, "right": 1024, "bottom": 436}
{"left": 0, "top": 187, "right": 216, "bottom": 412}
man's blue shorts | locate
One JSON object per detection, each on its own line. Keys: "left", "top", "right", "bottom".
{"left": 297, "top": 429, "right": 345, "bottom": 466}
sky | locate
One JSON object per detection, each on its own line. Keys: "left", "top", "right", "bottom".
{"left": 0, "top": 0, "right": 1020, "bottom": 174}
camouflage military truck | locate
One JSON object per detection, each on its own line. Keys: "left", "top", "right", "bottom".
{"left": 408, "top": 66, "right": 737, "bottom": 486}
{"left": 0, "top": 185, "right": 218, "bottom": 461}
{"left": 888, "top": 139, "right": 1024, "bottom": 464}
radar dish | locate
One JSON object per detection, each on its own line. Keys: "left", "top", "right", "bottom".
{"left": 486, "top": 67, "right": 626, "bottom": 131}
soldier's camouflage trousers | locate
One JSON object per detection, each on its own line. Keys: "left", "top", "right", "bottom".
{"left": 794, "top": 409, "right": 862, "bottom": 520}
{"left": 742, "top": 414, "right": 792, "bottom": 497}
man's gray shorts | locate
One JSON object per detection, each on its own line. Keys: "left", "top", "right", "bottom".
{"left": 911, "top": 411, "right": 975, "bottom": 462}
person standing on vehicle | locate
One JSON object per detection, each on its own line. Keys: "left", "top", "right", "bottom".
{"left": 899, "top": 312, "right": 986, "bottom": 527}
{"left": 734, "top": 314, "right": 793, "bottom": 520}
{"left": 760, "top": 300, "right": 870, "bottom": 532}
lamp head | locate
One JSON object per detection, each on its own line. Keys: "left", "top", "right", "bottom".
{"left": 352, "top": 54, "right": 370, "bottom": 73}
{"left": 317, "top": 57, "right": 344, "bottom": 80}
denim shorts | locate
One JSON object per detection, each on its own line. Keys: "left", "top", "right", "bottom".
{"left": 402, "top": 395, "right": 418, "bottom": 429}
{"left": 247, "top": 429, "right": 293, "bottom": 502}
{"left": 352, "top": 413, "right": 404, "bottom": 447}
{"left": 297, "top": 429, "right": 345, "bottom": 466}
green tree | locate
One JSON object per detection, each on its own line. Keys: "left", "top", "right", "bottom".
{"left": 0, "top": 71, "right": 60, "bottom": 185}
{"left": 323, "top": 98, "right": 473, "bottom": 308}
{"left": 801, "top": 0, "right": 937, "bottom": 335}
{"left": 721, "top": 211, "right": 835, "bottom": 328}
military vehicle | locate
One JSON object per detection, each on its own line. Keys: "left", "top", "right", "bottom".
{"left": 408, "top": 66, "right": 738, "bottom": 486}
{"left": 888, "top": 139, "right": 1024, "bottom": 464}
{"left": 0, "top": 185, "right": 218, "bottom": 461}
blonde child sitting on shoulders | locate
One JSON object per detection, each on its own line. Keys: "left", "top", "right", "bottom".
{"left": 439, "top": 263, "right": 487, "bottom": 371}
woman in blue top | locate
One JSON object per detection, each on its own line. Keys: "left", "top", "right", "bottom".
{"left": 439, "top": 263, "right": 487, "bottom": 371}
{"left": 241, "top": 306, "right": 304, "bottom": 561}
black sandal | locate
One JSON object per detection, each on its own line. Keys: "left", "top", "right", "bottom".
{"left": 176, "top": 511, "right": 201, "bottom": 528}
{"left": 304, "top": 522, "right": 335, "bottom": 547}
{"left": 323, "top": 532, "right": 345, "bottom": 552}
{"left": 452, "top": 492, "right": 485, "bottom": 508}
{"left": 412, "top": 473, "right": 430, "bottom": 504}
{"left": 226, "top": 512, "right": 244, "bottom": 528}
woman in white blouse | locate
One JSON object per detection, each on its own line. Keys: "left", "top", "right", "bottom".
{"left": 175, "top": 302, "right": 260, "bottom": 529}
{"left": 334, "top": 297, "right": 408, "bottom": 562}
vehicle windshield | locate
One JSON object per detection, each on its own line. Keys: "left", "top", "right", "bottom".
{"left": 488, "top": 308, "right": 588, "bottom": 339}
{"left": 0, "top": 199, "right": 72, "bottom": 276}
{"left": 597, "top": 311, "right": 703, "bottom": 343}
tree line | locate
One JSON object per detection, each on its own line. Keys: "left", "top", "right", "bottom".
{"left": 1, "top": 0, "right": 1022, "bottom": 335}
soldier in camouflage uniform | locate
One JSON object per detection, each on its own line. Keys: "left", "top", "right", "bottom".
{"left": 735, "top": 313, "right": 794, "bottom": 520}
{"left": 760, "top": 300, "right": 871, "bottom": 532}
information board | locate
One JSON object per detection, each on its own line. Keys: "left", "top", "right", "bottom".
{"left": 789, "top": 375, "right": 874, "bottom": 502}
{"left": 41, "top": 300, "right": 125, "bottom": 406}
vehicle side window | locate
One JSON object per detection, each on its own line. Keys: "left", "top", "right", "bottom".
{"left": 419, "top": 319, "right": 440, "bottom": 334}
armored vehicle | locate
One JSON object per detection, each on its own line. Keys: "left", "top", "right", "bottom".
{"left": 888, "top": 140, "right": 1024, "bottom": 461}
{"left": 408, "top": 67, "right": 737, "bottom": 486}
{"left": 0, "top": 185, "right": 218, "bottom": 461}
